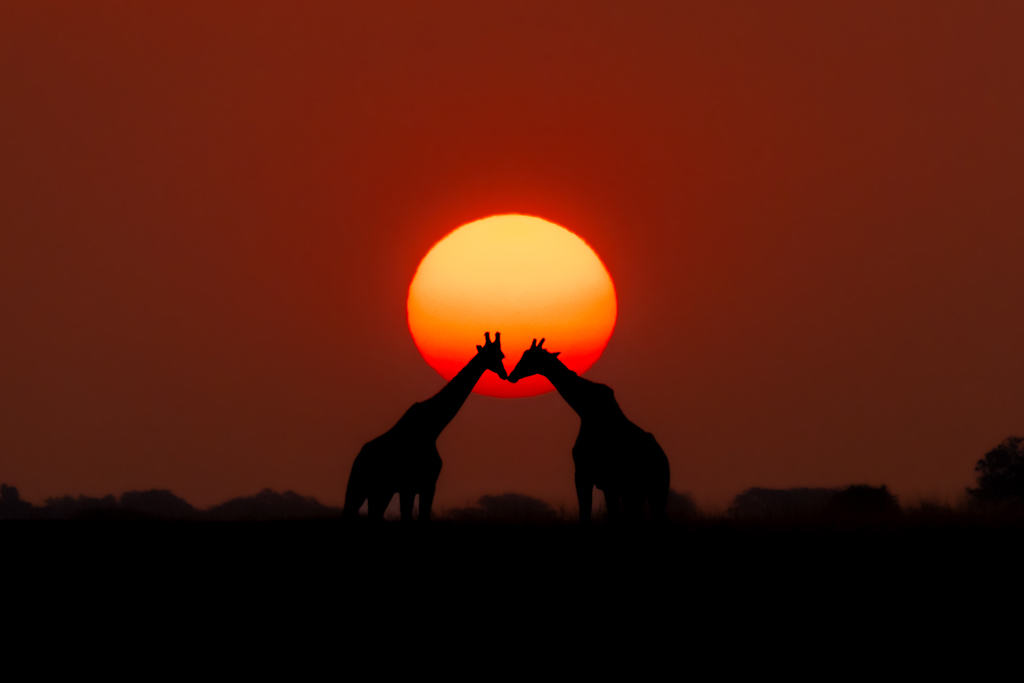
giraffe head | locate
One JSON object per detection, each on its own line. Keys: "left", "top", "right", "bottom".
{"left": 475, "top": 331, "right": 508, "bottom": 380}
{"left": 507, "top": 338, "right": 561, "bottom": 383}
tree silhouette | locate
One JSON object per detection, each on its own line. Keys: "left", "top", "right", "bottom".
{"left": 827, "top": 484, "right": 900, "bottom": 520}
{"left": 728, "top": 487, "right": 836, "bottom": 519}
{"left": 1, "top": 484, "right": 33, "bottom": 519}
{"left": 728, "top": 485, "right": 899, "bottom": 521}
{"left": 208, "top": 489, "right": 340, "bottom": 521}
{"left": 120, "top": 489, "right": 196, "bottom": 519}
{"left": 969, "top": 436, "right": 1024, "bottom": 505}
{"left": 665, "top": 489, "right": 699, "bottom": 521}
{"left": 446, "top": 493, "right": 559, "bottom": 523}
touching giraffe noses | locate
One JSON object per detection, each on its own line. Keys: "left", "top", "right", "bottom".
{"left": 495, "top": 361, "right": 509, "bottom": 380}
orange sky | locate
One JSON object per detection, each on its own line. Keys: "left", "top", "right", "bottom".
{"left": 2, "top": 1, "right": 1022, "bottom": 511}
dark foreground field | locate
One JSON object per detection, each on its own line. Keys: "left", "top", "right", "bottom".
{"left": 6, "top": 516, "right": 1020, "bottom": 598}
{"left": 6, "top": 516, "right": 1022, "bottom": 657}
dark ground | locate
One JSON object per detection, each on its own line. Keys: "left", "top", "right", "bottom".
{"left": 5, "top": 517, "right": 1020, "bottom": 663}
{"left": 6, "top": 517, "right": 1018, "bottom": 600}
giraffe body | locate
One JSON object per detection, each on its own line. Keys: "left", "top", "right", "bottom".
{"left": 344, "top": 333, "right": 506, "bottom": 521}
{"left": 509, "top": 339, "right": 670, "bottom": 522}
{"left": 344, "top": 403, "right": 444, "bottom": 520}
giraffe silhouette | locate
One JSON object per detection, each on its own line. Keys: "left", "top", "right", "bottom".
{"left": 508, "top": 338, "right": 670, "bottom": 522}
{"left": 344, "top": 332, "right": 507, "bottom": 521}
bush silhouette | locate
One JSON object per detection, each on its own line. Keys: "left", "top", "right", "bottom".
{"left": 728, "top": 487, "right": 837, "bottom": 520}
{"left": 120, "top": 489, "right": 196, "bottom": 519}
{"left": 969, "top": 436, "right": 1024, "bottom": 506}
{"left": 826, "top": 485, "right": 900, "bottom": 521}
{"left": 1, "top": 484, "right": 33, "bottom": 519}
{"left": 729, "top": 485, "right": 899, "bottom": 522}
{"left": 43, "top": 494, "right": 119, "bottom": 519}
{"left": 207, "top": 489, "right": 339, "bottom": 521}
{"left": 665, "top": 489, "right": 699, "bottom": 521}
{"left": 446, "top": 493, "right": 560, "bottom": 523}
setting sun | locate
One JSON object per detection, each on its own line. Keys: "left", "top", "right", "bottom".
{"left": 407, "top": 214, "right": 617, "bottom": 397}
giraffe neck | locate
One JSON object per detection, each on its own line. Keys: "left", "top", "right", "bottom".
{"left": 416, "top": 352, "right": 489, "bottom": 438}
{"left": 540, "top": 359, "right": 593, "bottom": 417}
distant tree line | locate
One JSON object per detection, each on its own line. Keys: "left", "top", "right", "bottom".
{"left": 0, "top": 484, "right": 696, "bottom": 523}
{"left": 444, "top": 489, "right": 699, "bottom": 523}
{"left": 726, "top": 434, "right": 1024, "bottom": 522}
{"left": 3, "top": 435, "right": 1022, "bottom": 522}
{"left": 727, "top": 485, "right": 900, "bottom": 521}
{"left": 0, "top": 485, "right": 341, "bottom": 521}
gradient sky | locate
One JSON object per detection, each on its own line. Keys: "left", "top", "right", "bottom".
{"left": 3, "top": 1, "right": 1022, "bottom": 511}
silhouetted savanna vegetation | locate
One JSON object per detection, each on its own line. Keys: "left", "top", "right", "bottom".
{"left": 5, "top": 435, "right": 1023, "bottom": 528}
{"left": 968, "top": 436, "right": 1024, "bottom": 508}
{"left": 0, "top": 485, "right": 342, "bottom": 521}
{"left": 728, "top": 484, "right": 901, "bottom": 523}
{"left": 206, "top": 489, "right": 340, "bottom": 521}
{"left": 446, "top": 493, "right": 561, "bottom": 523}
{"left": 4, "top": 467, "right": 1024, "bottom": 614}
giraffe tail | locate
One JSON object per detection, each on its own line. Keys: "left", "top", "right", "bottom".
{"left": 343, "top": 452, "right": 368, "bottom": 519}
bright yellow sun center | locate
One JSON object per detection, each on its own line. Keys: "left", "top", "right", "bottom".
{"left": 407, "top": 214, "right": 617, "bottom": 397}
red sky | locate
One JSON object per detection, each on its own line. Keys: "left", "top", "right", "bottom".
{"left": 2, "top": 1, "right": 1022, "bottom": 511}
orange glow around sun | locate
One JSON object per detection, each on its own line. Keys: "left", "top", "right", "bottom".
{"left": 408, "top": 214, "right": 617, "bottom": 398}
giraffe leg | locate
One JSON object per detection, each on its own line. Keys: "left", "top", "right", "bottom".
{"left": 343, "top": 456, "right": 368, "bottom": 519}
{"left": 623, "top": 493, "right": 644, "bottom": 522}
{"left": 575, "top": 474, "right": 593, "bottom": 523}
{"left": 603, "top": 489, "right": 621, "bottom": 521}
{"left": 343, "top": 492, "right": 366, "bottom": 519}
{"left": 647, "top": 435, "right": 671, "bottom": 522}
{"left": 368, "top": 492, "right": 391, "bottom": 520}
{"left": 648, "top": 485, "right": 668, "bottom": 522}
{"left": 399, "top": 490, "right": 415, "bottom": 522}
{"left": 418, "top": 482, "right": 436, "bottom": 522}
